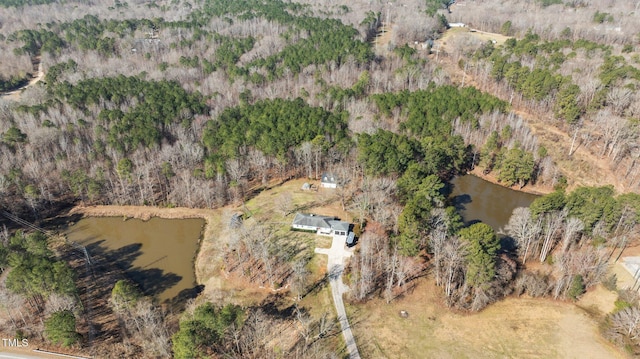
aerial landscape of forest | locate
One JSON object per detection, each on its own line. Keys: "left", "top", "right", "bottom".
{"left": 1, "top": 0, "right": 640, "bottom": 358}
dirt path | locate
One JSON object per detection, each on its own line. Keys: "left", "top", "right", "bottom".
{"left": 373, "top": 24, "right": 393, "bottom": 56}
{"left": 0, "top": 350, "right": 76, "bottom": 359}
{"left": 315, "top": 236, "right": 359, "bottom": 359}
{"left": 0, "top": 57, "right": 44, "bottom": 101}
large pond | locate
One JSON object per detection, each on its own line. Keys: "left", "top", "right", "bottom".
{"left": 450, "top": 175, "right": 539, "bottom": 232}
{"left": 66, "top": 216, "right": 205, "bottom": 302}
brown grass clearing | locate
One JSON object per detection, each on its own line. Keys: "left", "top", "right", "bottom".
{"left": 354, "top": 277, "right": 625, "bottom": 359}
{"left": 438, "top": 27, "right": 512, "bottom": 55}
{"left": 374, "top": 24, "right": 394, "bottom": 56}
{"left": 578, "top": 284, "right": 618, "bottom": 317}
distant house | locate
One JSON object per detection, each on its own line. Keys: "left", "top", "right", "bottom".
{"left": 449, "top": 23, "right": 466, "bottom": 28}
{"left": 320, "top": 172, "right": 338, "bottom": 188}
{"left": 292, "top": 213, "right": 351, "bottom": 237}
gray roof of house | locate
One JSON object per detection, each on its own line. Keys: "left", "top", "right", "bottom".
{"left": 293, "top": 213, "right": 350, "bottom": 232}
{"left": 328, "top": 220, "right": 350, "bottom": 232}
{"left": 293, "top": 213, "right": 334, "bottom": 229}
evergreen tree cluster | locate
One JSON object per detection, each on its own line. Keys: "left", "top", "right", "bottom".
{"left": 359, "top": 85, "right": 507, "bottom": 255}
{"left": 530, "top": 186, "right": 640, "bottom": 234}
{"left": 0, "top": 231, "right": 77, "bottom": 302}
{"left": 51, "top": 75, "right": 207, "bottom": 153}
{"left": 172, "top": 302, "right": 244, "bottom": 359}
{"left": 202, "top": 97, "right": 348, "bottom": 172}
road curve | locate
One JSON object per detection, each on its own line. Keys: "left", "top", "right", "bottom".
{"left": 0, "top": 353, "right": 40, "bottom": 359}
{"left": 315, "top": 236, "right": 360, "bottom": 359}
{"left": 0, "top": 348, "right": 90, "bottom": 359}
{"left": 0, "top": 59, "right": 44, "bottom": 100}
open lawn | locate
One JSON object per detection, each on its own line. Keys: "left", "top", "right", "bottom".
{"left": 194, "top": 177, "right": 351, "bottom": 310}
{"left": 438, "top": 27, "right": 512, "bottom": 54}
{"left": 353, "top": 278, "right": 625, "bottom": 359}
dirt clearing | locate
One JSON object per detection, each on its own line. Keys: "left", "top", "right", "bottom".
{"left": 374, "top": 24, "right": 394, "bottom": 56}
{"left": 438, "top": 27, "right": 512, "bottom": 54}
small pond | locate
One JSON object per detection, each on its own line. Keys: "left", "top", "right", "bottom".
{"left": 65, "top": 216, "right": 205, "bottom": 302}
{"left": 450, "top": 175, "right": 539, "bottom": 232}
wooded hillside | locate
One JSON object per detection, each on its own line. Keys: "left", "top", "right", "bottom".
{"left": 1, "top": 0, "right": 639, "bottom": 357}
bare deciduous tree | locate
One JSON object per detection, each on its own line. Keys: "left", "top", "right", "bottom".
{"left": 539, "top": 209, "right": 567, "bottom": 263}
{"left": 505, "top": 207, "right": 542, "bottom": 264}
{"left": 560, "top": 217, "right": 584, "bottom": 255}
{"left": 275, "top": 192, "right": 294, "bottom": 217}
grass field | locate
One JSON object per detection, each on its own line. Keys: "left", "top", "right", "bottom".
{"left": 438, "top": 27, "right": 512, "bottom": 54}
{"left": 353, "top": 278, "right": 625, "bottom": 359}
{"left": 193, "top": 179, "right": 628, "bottom": 358}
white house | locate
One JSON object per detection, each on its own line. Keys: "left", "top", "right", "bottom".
{"left": 292, "top": 213, "right": 351, "bottom": 237}
{"left": 320, "top": 172, "right": 338, "bottom": 188}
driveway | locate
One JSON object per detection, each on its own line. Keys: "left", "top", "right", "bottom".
{"left": 0, "top": 349, "right": 89, "bottom": 359}
{"left": 315, "top": 236, "right": 360, "bottom": 359}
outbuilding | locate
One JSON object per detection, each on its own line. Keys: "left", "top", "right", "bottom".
{"left": 320, "top": 173, "right": 338, "bottom": 188}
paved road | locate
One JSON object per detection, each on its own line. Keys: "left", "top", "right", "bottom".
{"left": 315, "top": 236, "right": 361, "bottom": 359}
{"left": 0, "top": 352, "right": 40, "bottom": 359}
{"left": 0, "top": 349, "right": 89, "bottom": 359}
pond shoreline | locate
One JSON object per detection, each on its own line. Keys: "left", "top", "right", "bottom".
{"left": 69, "top": 205, "right": 224, "bottom": 286}
{"left": 451, "top": 174, "right": 540, "bottom": 232}
{"left": 467, "top": 167, "right": 554, "bottom": 196}
{"left": 69, "top": 204, "right": 217, "bottom": 221}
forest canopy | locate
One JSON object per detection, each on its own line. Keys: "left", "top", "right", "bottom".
{"left": 202, "top": 97, "right": 348, "bottom": 170}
